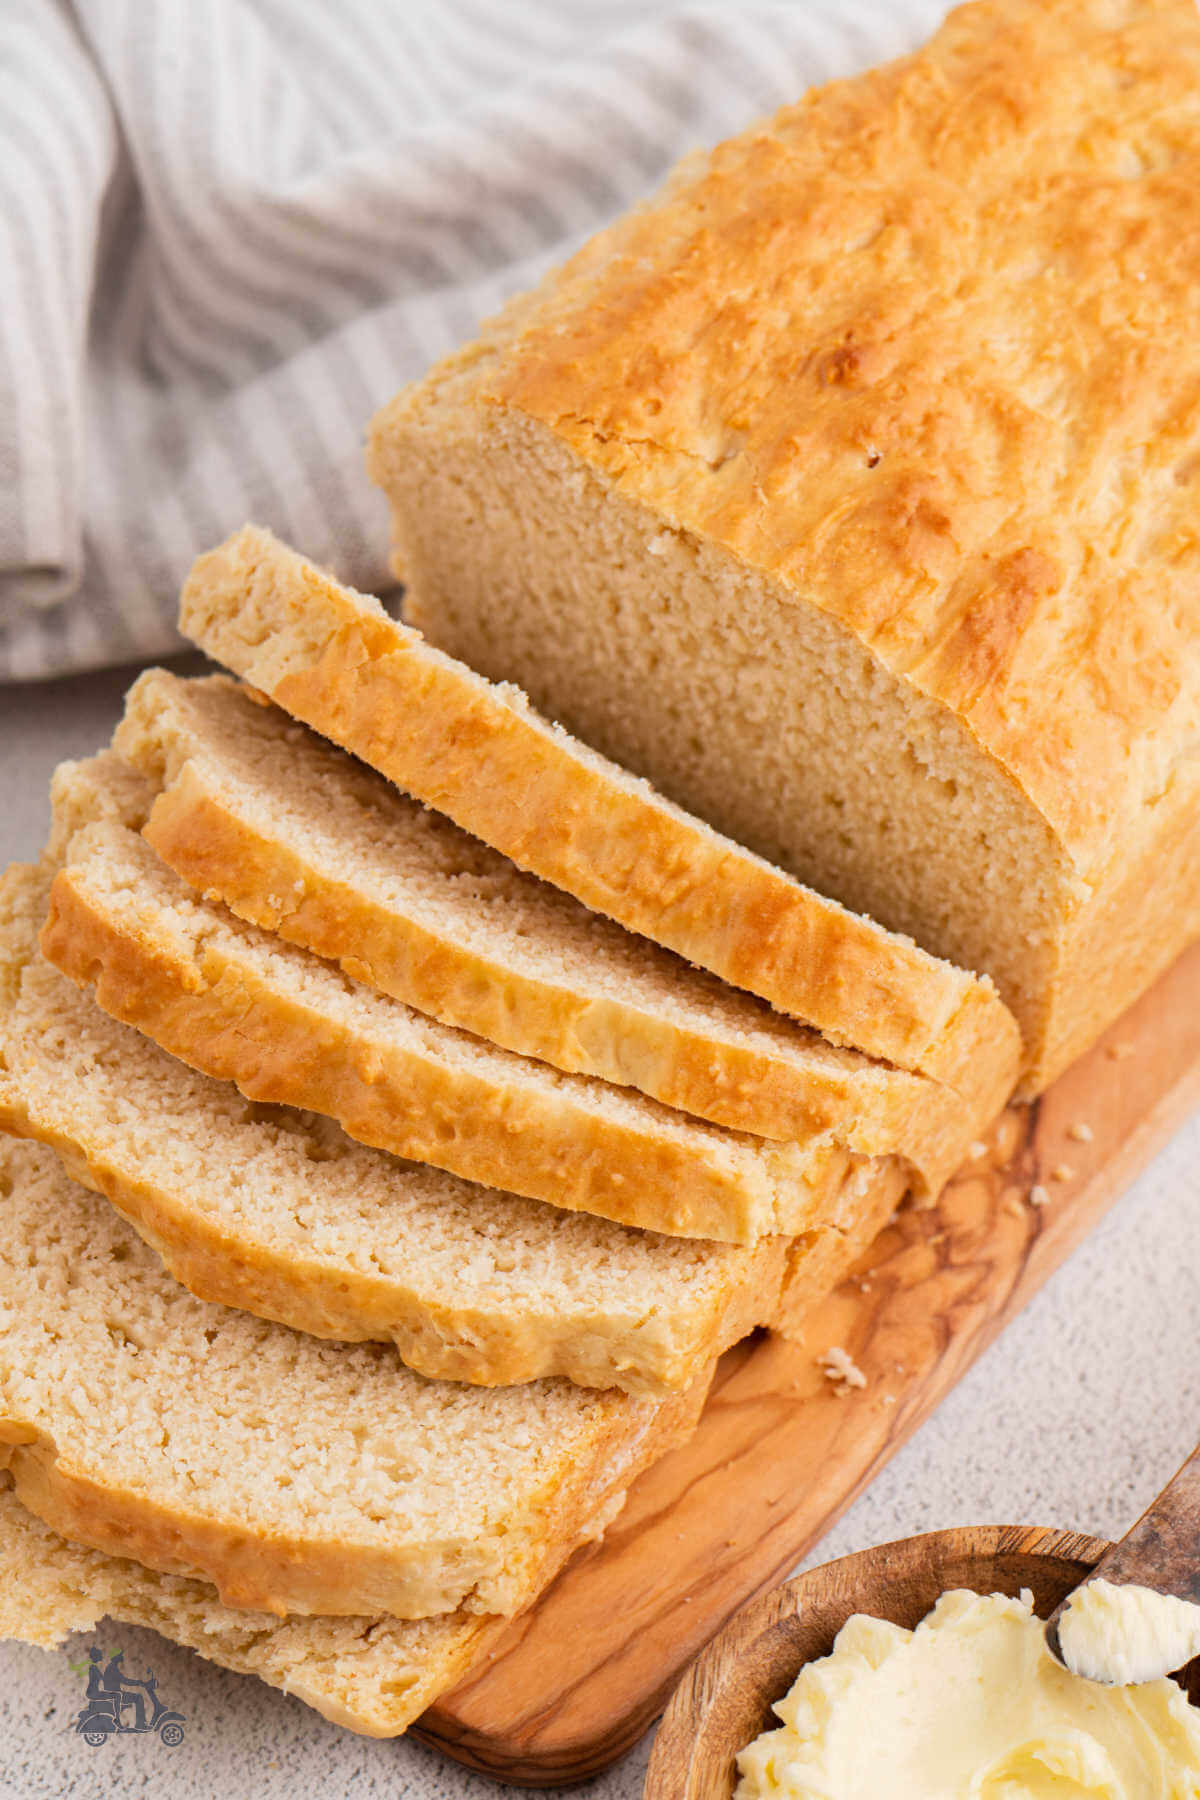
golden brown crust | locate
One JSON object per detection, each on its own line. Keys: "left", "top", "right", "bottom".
{"left": 0, "top": 966, "right": 909, "bottom": 1397}
{"left": 771, "top": 1160, "right": 906, "bottom": 1341}
{"left": 179, "top": 527, "right": 1020, "bottom": 1100}
{"left": 133, "top": 715, "right": 1004, "bottom": 1194}
{"left": 7, "top": 836, "right": 915, "bottom": 1400}
{"left": 402, "top": 0, "right": 1200, "bottom": 887}
{"left": 371, "top": 0, "right": 1200, "bottom": 1094}
{"left": 0, "top": 1128, "right": 715, "bottom": 1626}
{"left": 0, "top": 1074, "right": 793, "bottom": 1397}
{"left": 39, "top": 867, "right": 849, "bottom": 1243}
{"left": 0, "top": 1372, "right": 709, "bottom": 1620}
{"left": 147, "top": 766, "right": 877, "bottom": 1144}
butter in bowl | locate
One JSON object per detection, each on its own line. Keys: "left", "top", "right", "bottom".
{"left": 644, "top": 1525, "right": 1200, "bottom": 1800}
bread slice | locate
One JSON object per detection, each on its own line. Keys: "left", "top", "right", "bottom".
{"left": 367, "top": 0, "right": 1200, "bottom": 1095}
{"left": 0, "top": 1128, "right": 709, "bottom": 1619}
{"left": 3, "top": 855, "right": 905, "bottom": 1399}
{"left": 179, "top": 526, "right": 1020, "bottom": 1106}
{"left": 38, "top": 756, "right": 863, "bottom": 1245}
{"left": 110, "top": 669, "right": 995, "bottom": 1194}
{"left": 0, "top": 1475, "right": 494, "bottom": 1736}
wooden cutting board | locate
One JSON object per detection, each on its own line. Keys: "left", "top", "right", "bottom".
{"left": 415, "top": 943, "right": 1200, "bottom": 1786}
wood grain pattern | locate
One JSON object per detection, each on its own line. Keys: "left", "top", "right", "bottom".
{"left": 643, "top": 1525, "right": 1113, "bottom": 1800}
{"left": 415, "top": 941, "right": 1200, "bottom": 1786}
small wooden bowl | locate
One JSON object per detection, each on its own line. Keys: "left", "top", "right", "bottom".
{"left": 643, "top": 1524, "right": 1110, "bottom": 1800}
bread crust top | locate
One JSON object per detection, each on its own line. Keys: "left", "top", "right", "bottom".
{"left": 390, "top": 0, "right": 1200, "bottom": 881}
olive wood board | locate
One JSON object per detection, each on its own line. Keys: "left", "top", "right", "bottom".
{"left": 415, "top": 942, "right": 1200, "bottom": 1786}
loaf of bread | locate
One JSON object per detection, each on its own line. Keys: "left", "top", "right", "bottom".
{"left": 369, "top": 0, "right": 1200, "bottom": 1092}
{"left": 3, "top": 852, "right": 903, "bottom": 1395}
{"left": 180, "top": 525, "right": 1020, "bottom": 1105}
{"left": 0, "top": 1476, "right": 494, "bottom": 1736}
{"left": 114, "top": 668, "right": 994, "bottom": 1178}
{"left": 40, "top": 763, "right": 856, "bottom": 1244}
{"left": 0, "top": 1133, "right": 708, "bottom": 1619}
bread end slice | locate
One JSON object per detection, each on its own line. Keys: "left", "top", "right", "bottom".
{"left": 0, "top": 1477, "right": 495, "bottom": 1737}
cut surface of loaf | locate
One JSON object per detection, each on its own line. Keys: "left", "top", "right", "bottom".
{"left": 41, "top": 756, "right": 847, "bottom": 1245}
{"left": 113, "top": 668, "right": 1001, "bottom": 1193}
{"left": 179, "top": 525, "right": 1020, "bottom": 1106}
{"left": 0, "top": 1476, "right": 493, "bottom": 1737}
{"left": 369, "top": 0, "right": 1200, "bottom": 1095}
{"left": 1, "top": 847, "right": 902, "bottom": 1397}
{"left": 0, "top": 1130, "right": 708, "bottom": 1619}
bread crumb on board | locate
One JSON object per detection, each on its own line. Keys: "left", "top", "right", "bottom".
{"left": 1067, "top": 1121, "right": 1094, "bottom": 1144}
{"left": 819, "top": 1346, "right": 868, "bottom": 1394}
{"left": 1029, "top": 1184, "right": 1050, "bottom": 1208}
{"left": 1051, "top": 1163, "right": 1075, "bottom": 1182}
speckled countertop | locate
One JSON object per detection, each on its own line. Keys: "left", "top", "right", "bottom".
{"left": 1, "top": 660, "right": 1198, "bottom": 1800}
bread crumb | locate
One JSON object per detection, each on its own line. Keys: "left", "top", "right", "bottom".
{"left": 819, "top": 1346, "right": 868, "bottom": 1394}
{"left": 1067, "top": 1122, "right": 1094, "bottom": 1143}
{"left": 967, "top": 1140, "right": 988, "bottom": 1159}
{"left": 1029, "top": 1184, "right": 1050, "bottom": 1208}
{"left": 1051, "top": 1163, "right": 1075, "bottom": 1182}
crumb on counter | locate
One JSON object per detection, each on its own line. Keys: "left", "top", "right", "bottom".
{"left": 1029, "top": 1184, "right": 1050, "bottom": 1208}
{"left": 819, "top": 1346, "right": 868, "bottom": 1394}
{"left": 1067, "top": 1121, "right": 1094, "bottom": 1143}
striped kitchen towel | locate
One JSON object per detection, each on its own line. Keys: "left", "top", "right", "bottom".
{"left": 1, "top": 0, "right": 946, "bottom": 683}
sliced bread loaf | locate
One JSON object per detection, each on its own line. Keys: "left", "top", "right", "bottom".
{"left": 367, "top": 0, "right": 1200, "bottom": 1095}
{"left": 40, "top": 756, "right": 856, "bottom": 1244}
{"left": 179, "top": 525, "right": 1021, "bottom": 1104}
{"left": 113, "top": 668, "right": 995, "bottom": 1191}
{"left": 0, "top": 1473, "right": 494, "bottom": 1736}
{"left": 4, "top": 851, "right": 903, "bottom": 1394}
{"left": 0, "top": 1129, "right": 708, "bottom": 1619}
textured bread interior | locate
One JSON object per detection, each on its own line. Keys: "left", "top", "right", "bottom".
{"left": 112, "top": 670, "right": 995, "bottom": 1188}
{"left": 7, "top": 925, "right": 779, "bottom": 1398}
{"left": 386, "top": 403, "right": 1062, "bottom": 1080}
{"left": 0, "top": 1030, "right": 700, "bottom": 1620}
{"left": 40, "top": 757, "right": 857, "bottom": 1244}
{"left": 118, "top": 671, "right": 936, "bottom": 1122}
{"left": 179, "top": 527, "right": 1022, "bottom": 1101}
{"left": 0, "top": 1475, "right": 495, "bottom": 1737}
{"left": 4, "top": 852, "right": 802, "bottom": 1399}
